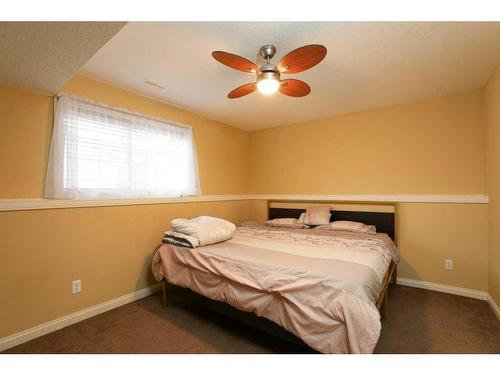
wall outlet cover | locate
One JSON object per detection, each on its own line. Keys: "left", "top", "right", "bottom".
{"left": 72, "top": 279, "right": 81, "bottom": 294}
{"left": 444, "top": 259, "right": 454, "bottom": 271}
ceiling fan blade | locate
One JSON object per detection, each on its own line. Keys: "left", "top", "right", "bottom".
{"left": 277, "top": 44, "right": 327, "bottom": 74}
{"left": 279, "top": 79, "right": 311, "bottom": 97}
{"left": 212, "top": 51, "right": 258, "bottom": 73}
{"left": 228, "top": 83, "right": 257, "bottom": 99}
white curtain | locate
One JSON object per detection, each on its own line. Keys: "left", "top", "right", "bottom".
{"left": 45, "top": 94, "right": 201, "bottom": 199}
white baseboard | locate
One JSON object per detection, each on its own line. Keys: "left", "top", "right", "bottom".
{"left": 397, "top": 277, "right": 488, "bottom": 300}
{"left": 396, "top": 278, "right": 500, "bottom": 319}
{"left": 487, "top": 294, "right": 500, "bottom": 321}
{"left": 0, "top": 283, "right": 161, "bottom": 352}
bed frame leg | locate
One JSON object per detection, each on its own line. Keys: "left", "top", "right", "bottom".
{"left": 384, "top": 289, "right": 389, "bottom": 318}
{"left": 380, "top": 291, "right": 388, "bottom": 321}
{"left": 391, "top": 267, "right": 398, "bottom": 284}
{"left": 162, "top": 280, "right": 167, "bottom": 306}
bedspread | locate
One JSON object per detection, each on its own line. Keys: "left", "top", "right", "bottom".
{"left": 151, "top": 224, "right": 398, "bottom": 353}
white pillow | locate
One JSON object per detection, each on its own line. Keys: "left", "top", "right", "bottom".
{"left": 316, "top": 220, "right": 376, "bottom": 234}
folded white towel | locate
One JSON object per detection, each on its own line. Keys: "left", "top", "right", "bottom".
{"left": 170, "top": 216, "right": 236, "bottom": 246}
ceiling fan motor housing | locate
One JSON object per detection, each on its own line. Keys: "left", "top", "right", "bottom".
{"left": 258, "top": 63, "right": 280, "bottom": 82}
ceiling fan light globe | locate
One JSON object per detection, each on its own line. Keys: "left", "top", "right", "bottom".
{"left": 257, "top": 78, "right": 280, "bottom": 95}
{"left": 257, "top": 70, "right": 280, "bottom": 95}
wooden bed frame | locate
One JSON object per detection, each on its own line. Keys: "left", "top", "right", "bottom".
{"left": 162, "top": 200, "right": 398, "bottom": 350}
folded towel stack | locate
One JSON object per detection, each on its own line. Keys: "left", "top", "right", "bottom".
{"left": 163, "top": 216, "right": 236, "bottom": 248}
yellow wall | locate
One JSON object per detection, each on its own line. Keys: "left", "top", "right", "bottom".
{"left": 0, "top": 86, "right": 53, "bottom": 198}
{"left": 0, "top": 200, "right": 250, "bottom": 337}
{"left": 484, "top": 65, "right": 500, "bottom": 307}
{"left": 248, "top": 91, "right": 489, "bottom": 291}
{"left": 0, "top": 76, "right": 252, "bottom": 338}
{"left": 397, "top": 203, "right": 487, "bottom": 290}
{"left": 250, "top": 90, "right": 485, "bottom": 195}
{"left": 0, "top": 75, "right": 495, "bottom": 340}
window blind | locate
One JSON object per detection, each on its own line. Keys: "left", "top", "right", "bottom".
{"left": 45, "top": 94, "right": 201, "bottom": 199}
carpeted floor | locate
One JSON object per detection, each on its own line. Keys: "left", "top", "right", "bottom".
{"left": 4, "top": 285, "right": 500, "bottom": 354}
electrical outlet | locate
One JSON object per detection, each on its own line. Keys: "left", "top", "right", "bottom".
{"left": 444, "top": 259, "right": 454, "bottom": 271}
{"left": 72, "top": 279, "right": 81, "bottom": 294}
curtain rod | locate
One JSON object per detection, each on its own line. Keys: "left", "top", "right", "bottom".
{"left": 53, "top": 93, "right": 192, "bottom": 131}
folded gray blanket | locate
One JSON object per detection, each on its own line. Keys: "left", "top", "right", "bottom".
{"left": 162, "top": 230, "right": 200, "bottom": 248}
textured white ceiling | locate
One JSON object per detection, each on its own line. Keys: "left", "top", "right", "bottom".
{"left": 80, "top": 22, "right": 500, "bottom": 131}
{"left": 0, "top": 22, "right": 125, "bottom": 94}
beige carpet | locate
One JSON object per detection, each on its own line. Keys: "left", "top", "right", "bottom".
{"left": 4, "top": 285, "right": 500, "bottom": 354}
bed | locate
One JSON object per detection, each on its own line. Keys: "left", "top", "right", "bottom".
{"left": 151, "top": 200, "right": 399, "bottom": 353}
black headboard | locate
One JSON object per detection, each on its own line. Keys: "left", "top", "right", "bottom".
{"left": 268, "top": 203, "right": 397, "bottom": 241}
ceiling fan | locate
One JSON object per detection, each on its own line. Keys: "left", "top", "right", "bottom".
{"left": 212, "top": 44, "right": 327, "bottom": 99}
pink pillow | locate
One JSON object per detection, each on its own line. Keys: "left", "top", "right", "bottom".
{"left": 303, "top": 206, "right": 331, "bottom": 225}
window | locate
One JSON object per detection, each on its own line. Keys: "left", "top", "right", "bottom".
{"left": 45, "top": 94, "right": 201, "bottom": 199}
